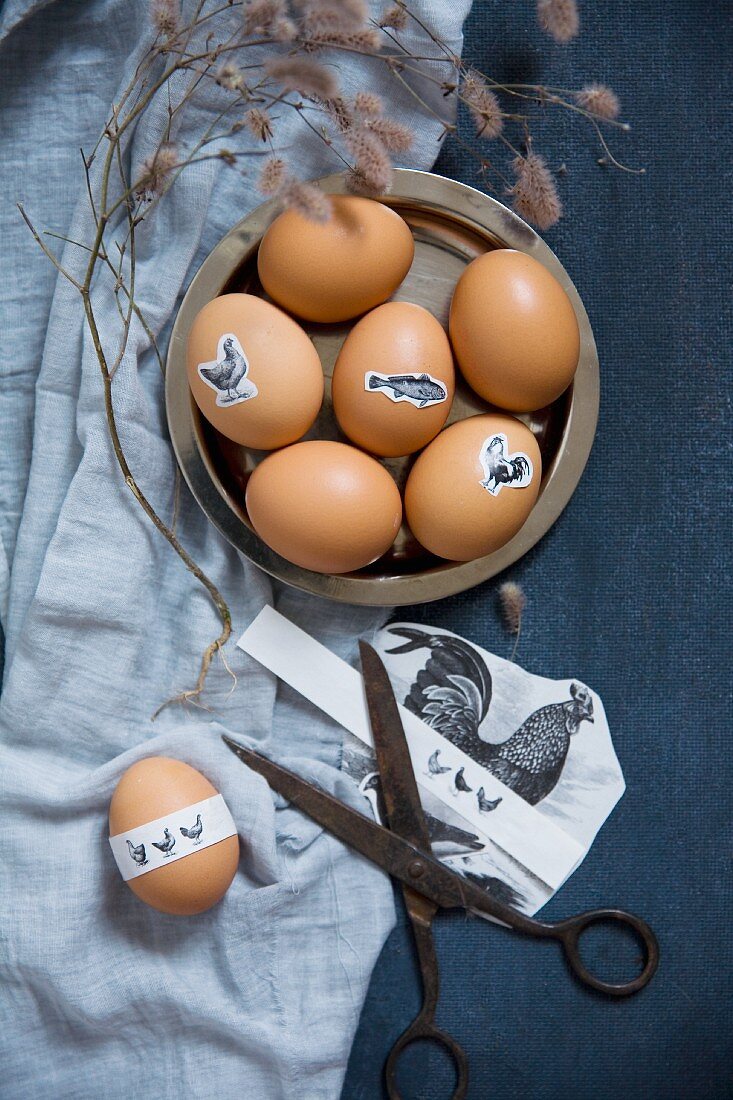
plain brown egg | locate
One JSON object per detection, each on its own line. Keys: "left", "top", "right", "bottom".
{"left": 449, "top": 249, "right": 580, "bottom": 412}
{"left": 109, "top": 758, "right": 239, "bottom": 916}
{"left": 332, "top": 302, "right": 455, "bottom": 457}
{"left": 187, "top": 293, "right": 323, "bottom": 449}
{"left": 257, "top": 196, "right": 415, "bottom": 323}
{"left": 404, "top": 413, "right": 542, "bottom": 561}
{"left": 246, "top": 440, "right": 402, "bottom": 573}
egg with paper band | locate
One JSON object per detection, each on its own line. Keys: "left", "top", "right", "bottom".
{"left": 257, "top": 196, "right": 415, "bottom": 323}
{"left": 246, "top": 440, "right": 402, "bottom": 574}
{"left": 109, "top": 757, "right": 239, "bottom": 916}
{"left": 332, "top": 302, "right": 455, "bottom": 457}
{"left": 404, "top": 414, "right": 542, "bottom": 562}
{"left": 187, "top": 293, "right": 323, "bottom": 449}
{"left": 449, "top": 249, "right": 580, "bottom": 412}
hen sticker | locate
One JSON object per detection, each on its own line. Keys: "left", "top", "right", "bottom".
{"left": 365, "top": 371, "right": 447, "bottom": 409}
{"left": 198, "top": 333, "right": 258, "bottom": 407}
{"left": 479, "top": 433, "right": 533, "bottom": 495}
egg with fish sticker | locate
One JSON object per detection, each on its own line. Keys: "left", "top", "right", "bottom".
{"left": 187, "top": 293, "right": 323, "bottom": 449}
{"left": 405, "top": 413, "right": 542, "bottom": 561}
{"left": 332, "top": 302, "right": 455, "bottom": 457}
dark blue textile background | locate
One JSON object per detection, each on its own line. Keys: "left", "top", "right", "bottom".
{"left": 344, "top": 1, "right": 733, "bottom": 1097}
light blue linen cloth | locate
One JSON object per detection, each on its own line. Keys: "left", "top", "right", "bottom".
{"left": 0, "top": 1, "right": 471, "bottom": 1096}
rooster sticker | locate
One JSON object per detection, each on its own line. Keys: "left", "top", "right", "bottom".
{"left": 478, "top": 433, "right": 533, "bottom": 496}
{"left": 197, "top": 333, "right": 258, "bottom": 408}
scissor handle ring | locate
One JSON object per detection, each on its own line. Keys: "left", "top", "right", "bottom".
{"left": 385, "top": 1015, "right": 469, "bottom": 1100}
{"left": 552, "top": 907, "right": 660, "bottom": 996}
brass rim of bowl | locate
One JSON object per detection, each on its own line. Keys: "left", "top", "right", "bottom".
{"left": 165, "top": 168, "right": 599, "bottom": 607}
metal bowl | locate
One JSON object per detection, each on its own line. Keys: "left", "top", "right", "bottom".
{"left": 165, "top": 168, "right": 599, "bottom": 606}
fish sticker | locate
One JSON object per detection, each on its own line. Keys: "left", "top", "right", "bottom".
{"left": 198, "top": 333, "right": 258, "bottom": 408}
{"left": 478, "top": 433, "right": 533, "bottom": 496}
{"left": 365, "top": 371, "right": 448, "bottom": 409}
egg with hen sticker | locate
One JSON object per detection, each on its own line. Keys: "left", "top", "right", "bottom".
{"left": 187, "top": 293, "right": 324, "bottom": 449}
{"left": 331, "top": 302, "right": 455, "bottom": 458}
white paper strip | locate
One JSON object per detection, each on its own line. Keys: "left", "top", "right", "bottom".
{"left": 109, "top": 794, "right": 237, "bottom": 881}
{"left": 237, "top": 606, "right": 585, "bottom": 890}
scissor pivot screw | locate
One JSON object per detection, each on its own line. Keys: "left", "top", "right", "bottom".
{"left": 408, "top": 860, "right": 425, "bottom": 879}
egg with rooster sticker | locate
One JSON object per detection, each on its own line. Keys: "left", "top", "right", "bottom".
{"left": 332, "top": 302, "right": 455, "bottom": 457}
{"left": 404, "top": 413, "right": 542, "bottom": 561}
{"left": 187, "top": 293, "right": 324, "bottom": 449}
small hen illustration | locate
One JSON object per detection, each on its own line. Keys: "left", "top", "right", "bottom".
{"left": 180, "top": 814, "right": 203, "bottom": 845}
{"left": 126, "top": 840, "right": 148, "bottom": 868}
{"left": 425, "top": 748, "right": 451, "bottom": 778}
{"left": 477, "top": 788, "right": 502, "bottom": 813}
{"left": 152, "top": 828, "right": 176, "bottom": 857}
{"left": 453, "top": 767, "right": 473, "bottom": 795}
{"left": 479, "top": 433, "right": 533, "bottom": 495}
{"left": 197, "top": 333, "right": 258, "bottom": 407}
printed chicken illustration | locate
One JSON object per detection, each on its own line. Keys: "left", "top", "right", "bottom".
{"left": 387, "top": 627, "right": 593, "bottom": 805}
{"left": 152, "top": 828, "right": 176, "bottom": 857}
{"left": 180, "top": 814, "right": 203, "bottom": 845}
{"left": 126, "top": 840, "right": 148, "bottom": 867}
{"left": 425, "top": 748, "right": 451, "bottom": 778}
{"left": 452, "top": 767, "right": 472, "bottom": 795}
{"left": 197, "top": 334, "right": 258, "bottom": 406}
{"left": 478, "top": 433, "right": 533, "bottom": 495}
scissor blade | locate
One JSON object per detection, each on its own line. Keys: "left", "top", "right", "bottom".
{"left": 222, "top": 735, "right": 509, "bottom": 916}
{"left": 359, "top": 641, "right": 433, "bottom": 856}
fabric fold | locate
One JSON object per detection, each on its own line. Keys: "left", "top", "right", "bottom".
{"left": 0, "top": 2, "right": 473, "bottom": 1095}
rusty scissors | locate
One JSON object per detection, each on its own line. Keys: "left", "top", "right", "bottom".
{"left": 224, "top": 641, "right": 658, "bottom": 1099}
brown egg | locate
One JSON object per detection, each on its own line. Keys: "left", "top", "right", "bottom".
{"left": 109, "top": 758, "right": 239, "bottom": 916}
{"left": 246, "top": 440, "right": 402, "bottom": 573}
{"left": 332, "top": 302, "right": 455, "bottom": 458}
{"left": 404, "top": 414, "right": 542, "bottom": 561}
{"left": 187, "top": 293, "right": 323, "bottom": 449}
{"left": 257, "top": 196, "right": 415, "bottom": 323}
{"left": 449, "top": 249, "right": 580, "bottom": 412}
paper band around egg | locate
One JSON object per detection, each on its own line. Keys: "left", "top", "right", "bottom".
{"left": 109, "top": 794, "right": 237, "bottom": 881}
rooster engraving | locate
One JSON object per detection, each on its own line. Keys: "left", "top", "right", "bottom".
{"left": 197, "top": 333, "right": 258, "bottom": 407}
{"left": 478, "top": 433, "right": 533, "bottom": 495}
{"left": 387, "top": 627, "right": 594, "bottom": 805}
